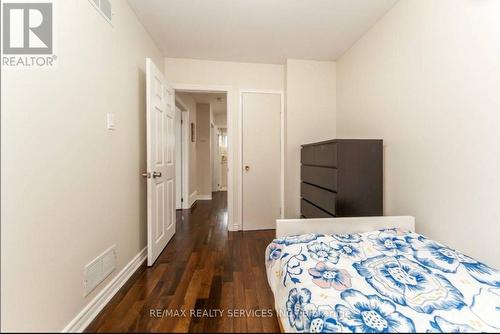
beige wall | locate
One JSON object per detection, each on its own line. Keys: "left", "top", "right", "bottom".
{"left": 164, "top": 58, "right": 284, "bottom": 229}
{"left": 176, "top": 93, "right": 198, "bottom": 198}
{"left": 337, "top": 0, "right": 500, "bottom": 268}
{"left": 196, "top": 103, "right": 212, "bottom": 197}
{"left": 214, "top": 113, "right": 227, "bottom": 128}
{"left": 285, "top": 59, "right": 337, "bottom": 218}
{"left": 1, "top": 1, "right": 164, "bottom": 331}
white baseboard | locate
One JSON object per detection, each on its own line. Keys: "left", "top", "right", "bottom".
{"left": 189, "top": 190, "right": 198, "bottom": 207}
{"left": 229, "top": 223, "right": 240, "bottom": 232}
{"left": 197, "top": 194, "right": 212, "bottom": 201}
{"left": 62, "top": 247, "right": 147, "bottom": 332}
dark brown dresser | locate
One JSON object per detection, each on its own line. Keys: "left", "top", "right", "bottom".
{"left": 301, "top": 139, "right": 383, "bottom": 218}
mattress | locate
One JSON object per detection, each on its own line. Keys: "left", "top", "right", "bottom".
{"left": 265, "top": 228, "right": 500, "bottom": 333}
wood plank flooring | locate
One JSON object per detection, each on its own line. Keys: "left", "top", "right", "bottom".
{"left": 86, "top": 192, "right": 280, "bottom": 332}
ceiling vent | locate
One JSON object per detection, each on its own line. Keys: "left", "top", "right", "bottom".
{"left": 88, "top": 0, "right": 113, "bottom": 25}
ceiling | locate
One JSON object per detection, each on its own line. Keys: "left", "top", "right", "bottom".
{"left": 181, "top": 92, "right": 227, "bottom": 114}
{"left": 128, "top": 0, "right": 398, "bottom": 64}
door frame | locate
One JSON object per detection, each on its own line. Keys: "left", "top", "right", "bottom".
{"left": 172, "top": 84, "right": 235, "bottom": 229}
{"left": 239, "top": 89, "right": 285, "bottom": 230}
{"left": 174, "top": 105, "right": 182, "bottom": 209}
{"left": 174, "top": 97, "right": 190, "bottom": 209}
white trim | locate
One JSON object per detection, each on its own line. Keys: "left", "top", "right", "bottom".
{"left": 239, "top": 89, "right": 285, "bottom": 231}
{"left": 174, "top": 106, "right": 183, "bottom": 210}
{"left": 172, "top": 84, "right": 236, "bottom": 231}
{"left": 189, "top": 190, "right": 198, "bottom": 207}
{"left": 62, "top": 247, "right": 147, "bottom": 332}
{"left": 173, "top": 83, "right": 231, "bottom": 93}
{"left": 175, "top": 94, "right": 189, "bottom": 111}
{"left": 276, "top": 216, "right": 416, "bottom": 238}
{"left": 197, "top": 194, "right": 213, "bottom": 201}
{"left": 175, "top": 95, "right": 191, "bottom": 209}
{"left": 181, "top": 111, "right": 190, "bottom": 209}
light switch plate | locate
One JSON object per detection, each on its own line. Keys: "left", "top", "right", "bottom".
{"left": 107, "top": 113, "right": 116, "bottom": 130}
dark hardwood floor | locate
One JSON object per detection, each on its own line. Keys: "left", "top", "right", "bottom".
{"left": 86, "top": 191, "right": 280, "bottom": 333}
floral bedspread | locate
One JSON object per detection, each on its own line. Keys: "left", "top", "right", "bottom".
{"left": 265, "top": 228, "right": 500, "bottom": 333}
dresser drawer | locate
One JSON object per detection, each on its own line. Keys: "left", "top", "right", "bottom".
{"left": 314, "top": 143, "right": 337, "bottom": 167}
{"left": 301, "top": 165, "right": 337, "bottom": 191}
{"left": 301, "top": 182, "right": 336, "bottom": 215}
{"left": 301, "top": 143, "right": 337, "bottom": 167}
{"left": 301, "top": 145, "right": 315, "bottom": 165}
{"left": 301, "top": 199, "right": 334, "bottom": 219}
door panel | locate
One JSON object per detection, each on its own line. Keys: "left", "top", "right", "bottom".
{"left": 155, "top": 182, "right": 165, "bottom": 241}
{"left": 166, "top": 178, "right": 174, "bottom": 229}
{"left": 155, "top": 107, "right": 165, "bottom": 165}
{"left": 166, "top": 114, "right": 174, "bottom": 164}
{"left": 242, "top": 92, "right": 281, "bottom": 230}
{"left": 146, "top": 58, "right": 175, "bottom": 266}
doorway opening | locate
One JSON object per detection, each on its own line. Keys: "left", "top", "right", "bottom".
{"left": 174, "top": 90, "right": 229, "bottom": 227}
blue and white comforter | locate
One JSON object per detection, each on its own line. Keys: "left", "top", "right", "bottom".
{"left": 265, "top": 228, "right": 500, "bottom": 333}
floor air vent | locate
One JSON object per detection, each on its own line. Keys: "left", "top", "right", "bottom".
{"left": 84, "top": 245, "right": 116, "bottom": 296}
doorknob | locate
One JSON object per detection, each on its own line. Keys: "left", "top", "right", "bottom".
{"left": 244, "top": 165, "right": 250, "bottom": 172}
{"left": 152, "top": 171, "right": 162, "bottom": 178}
{"left": 141, "top": 172, "right": 151, "bottom": 179}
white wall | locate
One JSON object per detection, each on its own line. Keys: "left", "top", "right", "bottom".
{"left": 285, "top": 59, "right": 337, "bottom": 218}
{"left": 164, "top": 58, "right": 284, "bottom": 229}
{"left": 337, "top": 0, "right": 500, "bottom": 268}
{"left": 196, "top": 103, "right": 212, "bottom": 197}
{"left": 1, "top": 1, "right": 164, "bottom": 331}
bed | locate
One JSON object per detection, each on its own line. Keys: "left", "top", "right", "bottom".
{"left": 266, "top": 216, "right": 500, "bottom": 333}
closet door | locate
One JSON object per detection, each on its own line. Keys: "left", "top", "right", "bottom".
{"left": 241, "top": 92, "right": 282, "bottom": 230}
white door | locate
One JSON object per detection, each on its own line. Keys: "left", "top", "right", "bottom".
{"left": 212, "top": 127, "right": 220, "bottom": 191}
{"left": 220, "top": 130, "right": 228, "bottom": 190}
{"left": 175, "top": 106, "right": 182, "bottom": 209}
{"left": 242, "top": 92, "right": 281, "bottom": 230}
{"left": 146, "top": 58, "right": 175, "bottom": 266}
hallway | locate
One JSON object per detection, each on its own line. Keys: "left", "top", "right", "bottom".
{"left": 86, "top": 192, "right": 280, "bottom": 332}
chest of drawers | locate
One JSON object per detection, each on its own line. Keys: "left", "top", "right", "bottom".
{"left": 301, "top": 139, "right": 383, "bottom": 218}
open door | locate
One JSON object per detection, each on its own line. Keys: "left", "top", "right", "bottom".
{"left": 145, "top": 58, "right": 176, "bottom": 266}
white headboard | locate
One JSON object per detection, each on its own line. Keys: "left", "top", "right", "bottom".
{"left": 276, "top": 216, "right": 415, "bottom": 238}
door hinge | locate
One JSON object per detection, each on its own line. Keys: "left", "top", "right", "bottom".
{"left": 181, "top": 197, "right": 184, "bottom": 203}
